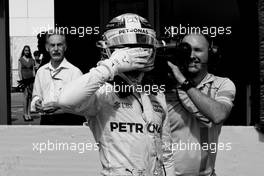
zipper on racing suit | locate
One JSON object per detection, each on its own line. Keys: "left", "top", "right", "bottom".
{"left": 132, "top": 93, "right": 166, "bottom": 176}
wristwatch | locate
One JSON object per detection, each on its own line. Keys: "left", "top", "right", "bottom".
{"left": 179, "top": 79, "right": 194, "bottom": 91}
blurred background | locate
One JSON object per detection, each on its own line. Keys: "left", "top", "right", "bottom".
{"left": 6, "top": 0, "right": 259, "bottom": 125}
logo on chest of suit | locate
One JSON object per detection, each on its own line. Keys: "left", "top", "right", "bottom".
{"left": 110, "top": 121, "right": 161, "bottom": 134}
{"left": 113, "top": 101, "right": 133, "bottom": 110}
{"left": 151, "top": 100, "right": 164, "bottom": 114}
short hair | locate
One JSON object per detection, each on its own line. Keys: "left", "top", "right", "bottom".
{"left": 45, "top": 28, "right": 66, "bottom": 43}
{"left": 182, "top": 33, "right": 213, "bottom": 49}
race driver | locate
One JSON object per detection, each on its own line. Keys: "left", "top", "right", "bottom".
{"left": 58, "top": 13, "right": 174, "bottom": 176}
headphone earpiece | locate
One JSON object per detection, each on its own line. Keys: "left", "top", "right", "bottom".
{"left": 207, "top": 39, "right": 221, "bottom": 72}
{"left": 208, "top": 40, "right": 218, "bottom": 55}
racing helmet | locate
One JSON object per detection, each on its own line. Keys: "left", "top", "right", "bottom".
{"left": 97, "top": 13, "right": 157, "bottom": 71}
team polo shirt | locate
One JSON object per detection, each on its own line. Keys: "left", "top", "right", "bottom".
{"left": 166, "top": 73, "right": 236, "bottom": 176}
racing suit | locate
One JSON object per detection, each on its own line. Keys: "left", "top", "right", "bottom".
{"left": 59, "top": 64, "right": 174, "bottom": 176}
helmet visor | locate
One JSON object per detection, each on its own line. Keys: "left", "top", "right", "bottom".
{"left": 104, "top": 27, "right": 157, "bottom": 48}
{"left": 106, "top": 33, "right": 156, "bottom": 48}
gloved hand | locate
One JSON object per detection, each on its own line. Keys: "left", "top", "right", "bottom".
{"left": 98, "top": 47, "right": 151, "bottom": 76}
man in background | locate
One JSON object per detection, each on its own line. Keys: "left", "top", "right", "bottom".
{"left": 166, "top": 33, "right": 236, "bottom": 175}
{"left": 31, "top": 29, "right": 86, "bottom": 125}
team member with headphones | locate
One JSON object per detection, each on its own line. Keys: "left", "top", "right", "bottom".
{"left": 165, "top": 33, "right": 236, "bottom": 175}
